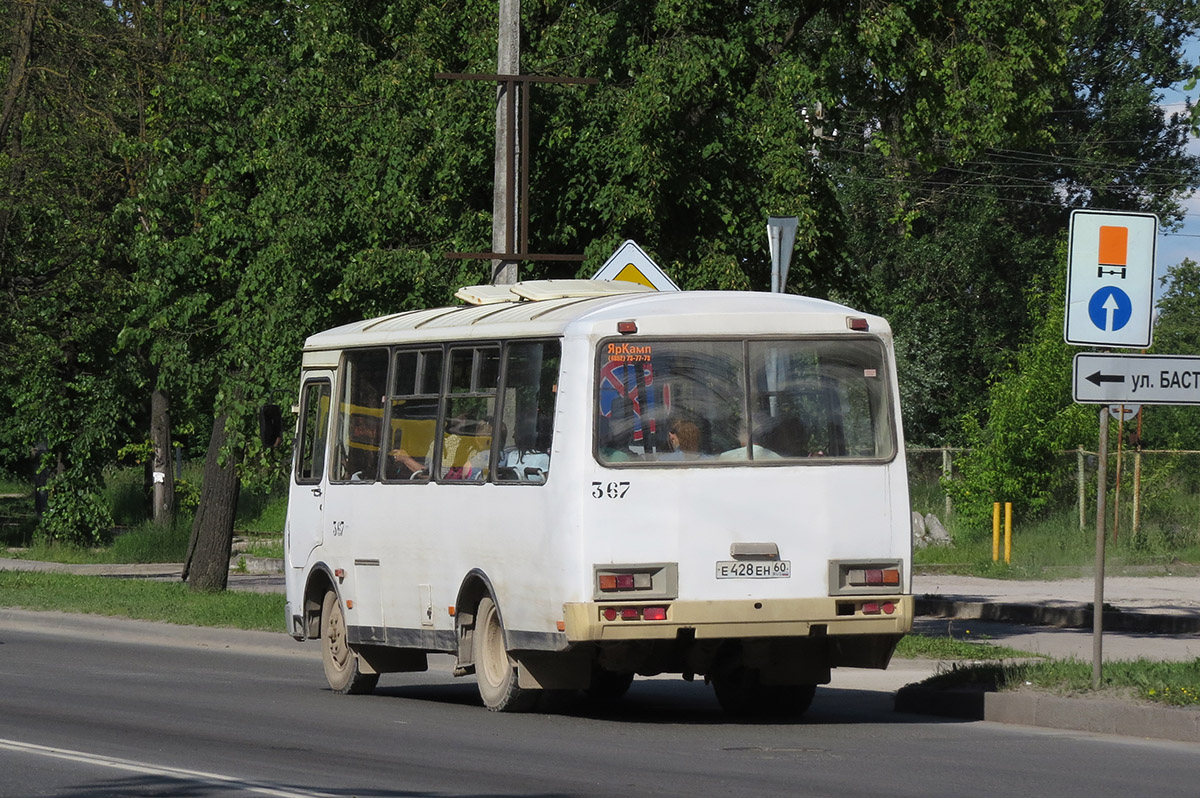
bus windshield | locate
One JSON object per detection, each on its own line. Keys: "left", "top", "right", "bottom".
{"left": 595, "top": 337, "right": 895, "bottom": 465}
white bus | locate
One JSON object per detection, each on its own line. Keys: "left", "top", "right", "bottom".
{"left": 282, "top": 280, "right": 913, "bottom": 716}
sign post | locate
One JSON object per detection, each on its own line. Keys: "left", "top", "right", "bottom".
{"left": 767, "top": 216, "right": 798, "bottom": 294}
{"left": 1063, "top": 209, "right": 1158, "bottom": 691}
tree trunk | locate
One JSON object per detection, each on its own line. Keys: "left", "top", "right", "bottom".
{"left": 150, "top": 388, "right": 175, "bottom": 525}
{"left": 0, "top": 0, "right": 36, "bottom": 145}
{"left": 182, "top": 411, "right": 239, "bottom": 592}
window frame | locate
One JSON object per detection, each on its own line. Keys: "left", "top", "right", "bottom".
{"left": 592, "top": 334, "right": 898, "bottom": 468}
{"left": 294, "top": 377, "right": 332, "bottom": 485}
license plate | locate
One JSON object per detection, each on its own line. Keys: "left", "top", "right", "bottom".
{"left": 715, "top": 560, "right": 791, "bottom": 579}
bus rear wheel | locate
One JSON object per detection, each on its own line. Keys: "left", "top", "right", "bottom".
{"left": 584, "top": 667, "right": 635, "bottom": 705}
{"left": 711, "top": 667, "right": 816, "bottom": 719}
{"left": 474, "top": 596, "right": 538, "bottom": 712}
{"left": 321, "top": 590, "right": 379, "bottom": 695}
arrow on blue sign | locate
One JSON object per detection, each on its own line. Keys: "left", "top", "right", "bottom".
{"left": 1087, "top": 286, "right": 1132, "bottom": 332}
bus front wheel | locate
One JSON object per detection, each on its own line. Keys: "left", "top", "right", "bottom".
{"left": 321, "top": 590, "right": 379, "bottom": 695}
{"left": 474, "top": 596, "right": 538, "bottom": 712}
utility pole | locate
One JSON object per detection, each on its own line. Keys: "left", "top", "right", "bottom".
{"left": 438, "top": 3, "right": 593, "bottom": 280}
{"left": 492, "top": 0, "right": 520, "bottom": 285}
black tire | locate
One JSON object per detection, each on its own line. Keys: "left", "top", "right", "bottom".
{"left": 584, "top": 668, "right": 635, "bottom": 705}
{"left": 474, "top": 596, "right": 538, "bottom": 712}
{"left": 711, "top": 667, "right": 815, "bottom": 719}
{"left": 321, "top": 590, "right": 379, "bottom": 695}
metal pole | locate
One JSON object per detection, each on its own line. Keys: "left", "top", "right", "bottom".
{"left": 1112, "top": 407, "right": 1124, "bottom": 543}
{"left": 1093, "top": 406, "right": 1108, "bottom": 690}
{"left": 491, "top": 0, "right": 520, "bottom": 285}
{"left": 1132, "top": 410, "right": 1143, "bottom": 538}
{"left": 1004, "top": 502, "right": 1013, "bottom": 564}
{"left": 943, "top": 447, "right": 952, "bottom": 519}
{"left": 1077, "top": 445, "right": 1086, "bottom": 532}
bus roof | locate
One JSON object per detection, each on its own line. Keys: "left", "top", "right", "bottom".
{"left": 302, "top": 281, "right": 891, "bottom": 356}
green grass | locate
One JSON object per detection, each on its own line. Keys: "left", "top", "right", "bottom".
{"left": 895, "top": 633, "right": 1038, "bottom": 661}
{"left": 6, "top": 521, "right": 192, "bottom": 564}
{"left": 919, "top": 657, "right": 1200, "bottom": 707}
{"left": 0, "top": 475, "right": 30, "bottom": 495}
{"left": 0, "top": 571, "right": 285, "bottom": 631}
{"left": 236, "top": 490, "right": 288, "bottom": 534}
{"left": 913, "top": 505, "right": 1200, "bottom": 577}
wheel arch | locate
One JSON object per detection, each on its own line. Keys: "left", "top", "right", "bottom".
{"left": 454, "top": 568, "right": 503, "bottom": 670}
{"left": 302, "top": 563, "right": 338, "bottom": 639}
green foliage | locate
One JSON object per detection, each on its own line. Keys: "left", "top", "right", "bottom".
{"left": 3, "top": 0, "right": 1200, "bottom": 546}
{"left": 39, "top": 473, "right": 113, "bottom": 546}
{"left": 948, "top": 262, "right": 1096, "bottom": 533}
{"left": 1149, "top": 259, "right": 1200, "bottom": 449}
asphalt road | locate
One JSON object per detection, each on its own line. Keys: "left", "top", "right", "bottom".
{"left": 1, "top": 611, "right": 1198, "bottom": 797}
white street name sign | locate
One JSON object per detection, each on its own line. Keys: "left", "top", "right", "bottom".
{"left": 1073, "top": 353, "right": 1200, "bottom": 406}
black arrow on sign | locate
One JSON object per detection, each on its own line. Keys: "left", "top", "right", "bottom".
{"left": 1086, "top": 371, "right": 1126, "bottom": 387}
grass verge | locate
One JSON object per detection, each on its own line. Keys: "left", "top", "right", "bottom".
{"left": 0, "top": 571, "right": 284, "bottom": 632}
{"left": 895, "top": 634, "right": 1037, "bottom": 661}
{"left": 919, "top": 658, "right": 1200, "bottom": 707}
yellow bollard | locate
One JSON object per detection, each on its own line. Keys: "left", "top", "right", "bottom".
{"left": 992, "top": 502, "right": 1001, "bottom": 562}
{"left": 1004, "top": 502, "right": 1013, "bottom": 564}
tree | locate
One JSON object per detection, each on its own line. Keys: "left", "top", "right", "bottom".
{"left": 0, "top": 0, "right": 148, "bottom": 542}
{"left": 842, "top": 0, "right": 1200, "bottom": 442}
{"left": 1148, "top": 258, "right": 1200, "bottom": 450}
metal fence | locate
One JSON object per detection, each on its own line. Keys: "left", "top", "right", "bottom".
{"left": 907, "top": 447, "right": 1200, "bottom": 545}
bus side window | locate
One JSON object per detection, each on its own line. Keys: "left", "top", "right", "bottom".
{"left": 440, "top": 346, "right": 499, "bottom": 481}
{"left": 496, "top": 341, "right": 560, "bottom": 484}
{"left": 387, "top": 348, "right": 441, "bottom": 481}
{"left": 296, "top": 380, "right": 331, "bottom": 483}
{"left": 333, "top": 349, "right": 389, "bottom": 482}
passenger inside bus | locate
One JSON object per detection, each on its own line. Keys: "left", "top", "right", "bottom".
{"left": 717, "top": 420, "right": 782, "bottom": 461}
{"left": 660, "top": 419, "right": 702, "bottom": 460}
{"left": 390, "top": 418, "right": 491, "bottom": 481}
{"left": 498, "top": 417, "right": 551, "bottom": 482}
{"left": 760, "top": 416, "right": 812, "bottom": 458}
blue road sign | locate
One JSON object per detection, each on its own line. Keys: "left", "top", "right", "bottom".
{"left": 1064, "top": 210, "right": 1157, "bottom": 348}
{"left": 1087, "top": 286, "right": 1133, "bottom": 332}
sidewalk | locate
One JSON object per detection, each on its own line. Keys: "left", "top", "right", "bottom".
{"left": 897, "top": 571, "right": 1200, "bottom": 743}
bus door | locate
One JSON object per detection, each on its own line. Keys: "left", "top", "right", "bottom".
{"left": 289, "top": 372, "right": 333, "bottom": 569}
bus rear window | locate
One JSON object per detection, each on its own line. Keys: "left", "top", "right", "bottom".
{"left": 595, "top": 338, "right": 895, "bottom": 465}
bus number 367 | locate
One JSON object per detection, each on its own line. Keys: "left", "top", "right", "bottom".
{"left": 591, "top": 481, "right": 630, "bottom": 499}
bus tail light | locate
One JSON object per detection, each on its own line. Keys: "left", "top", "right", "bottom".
{"left": 599, "top": 572, "right": 651, "bottom": 591}
{"left": 846, "top": 568, "right": 901, "bottom": 588}
{"left": 837, "top": 600, "right": 897, "bottom": 617}
{"left": 594, "top": 564, "right": 677, "bottom": 599}
{"left": 829, "top": 559, "right": 904, "bottom": 596}
{"left": 601, "top": 606, "right": 669, "bottom": 622}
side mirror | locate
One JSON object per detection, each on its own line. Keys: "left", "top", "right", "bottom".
{"left": 259, "top": 404, "right": 283, "bottom": 448}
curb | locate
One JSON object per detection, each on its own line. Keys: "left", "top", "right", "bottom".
{"left": 916, "top": 597, "right": 1200, "bottom": 635}
{"left": 895, "top": 684, "right": 1200, "bottom": 744}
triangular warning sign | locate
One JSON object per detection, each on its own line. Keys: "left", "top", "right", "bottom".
{"left": 592, "top": 240, "right": 680, "bottom": 292}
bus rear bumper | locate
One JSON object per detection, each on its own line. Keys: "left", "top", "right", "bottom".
{"left": 562, "top": 595, "right": 913, "bottom": 643}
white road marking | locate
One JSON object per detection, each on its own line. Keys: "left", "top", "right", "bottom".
{"left": 0, "top": 737, "right": 335, "bottom": 798}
